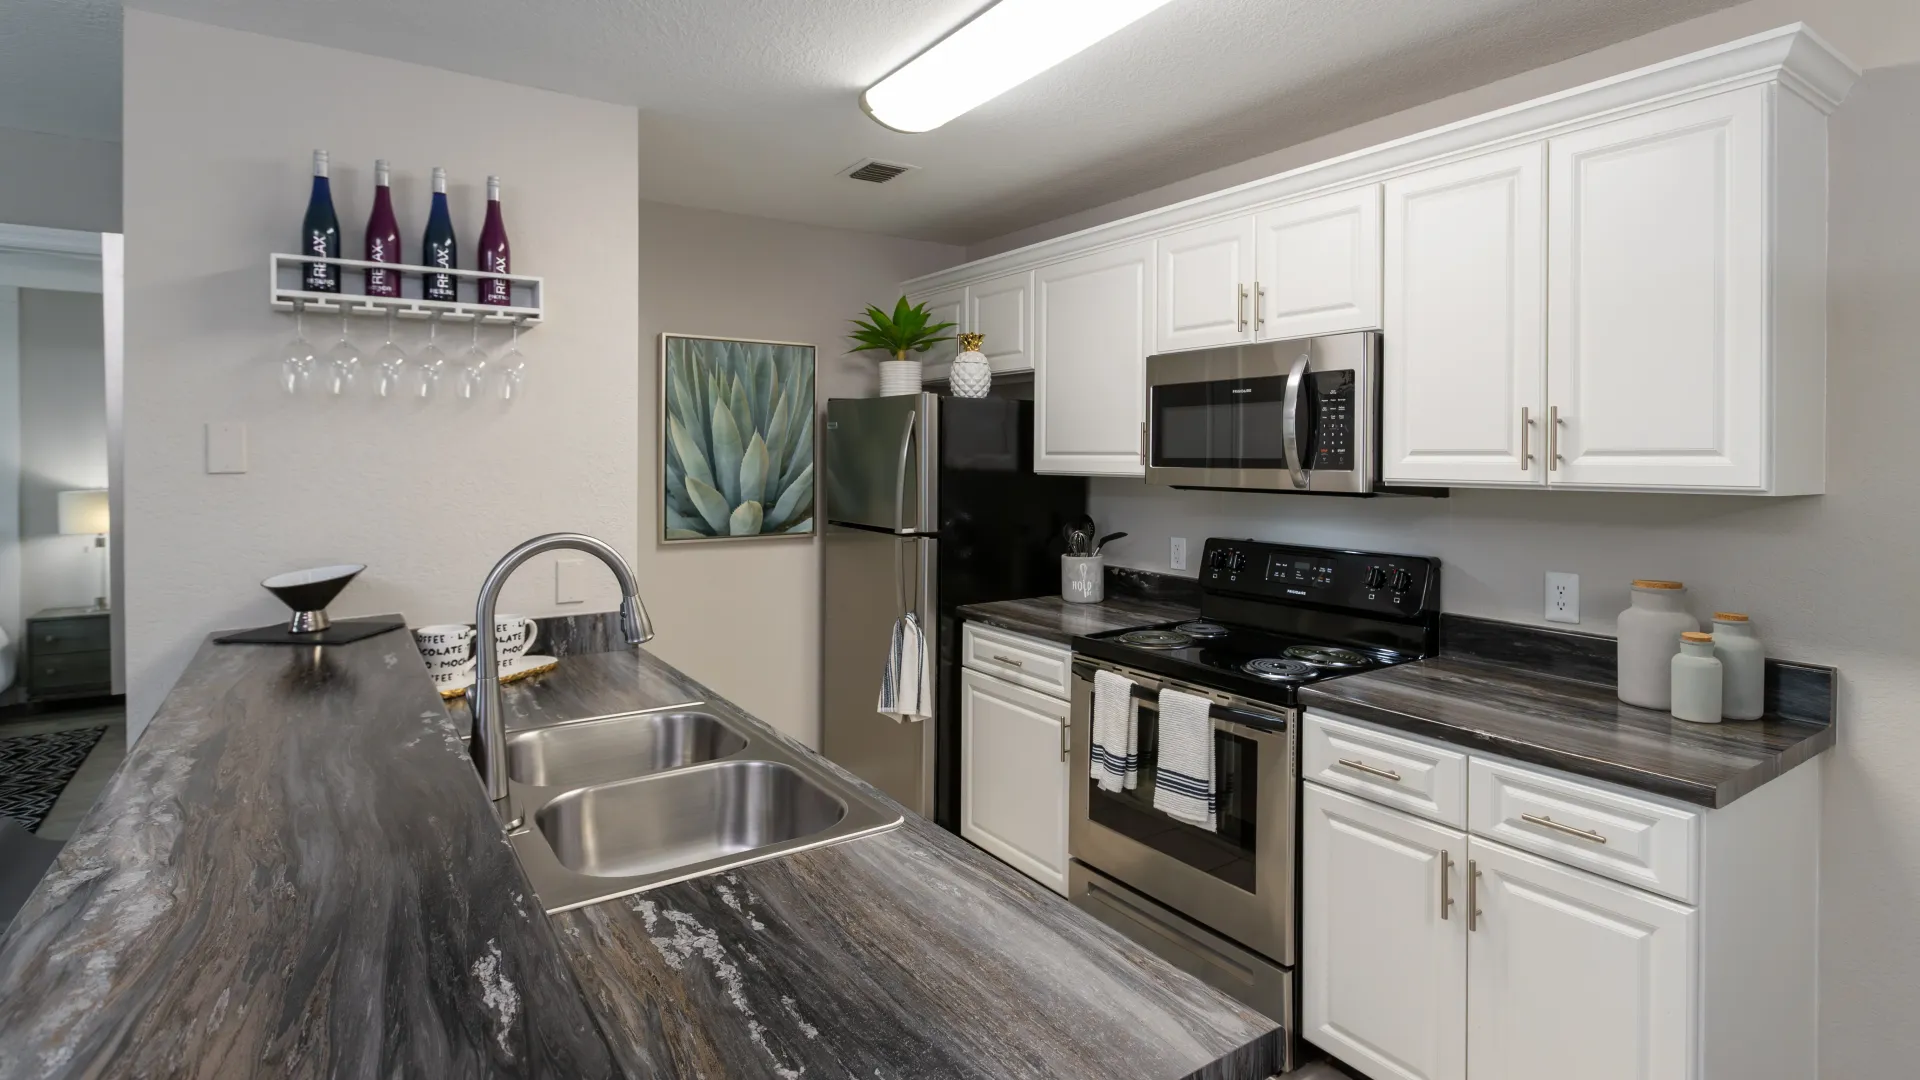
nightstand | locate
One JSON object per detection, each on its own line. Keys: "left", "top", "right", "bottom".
{"left": 25, "top": 607, "right": 113, "bottom": 700}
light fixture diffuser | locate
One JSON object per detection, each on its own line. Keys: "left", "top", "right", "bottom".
{"left": 862, "top": 0, "right": 1177, "bottom": 133}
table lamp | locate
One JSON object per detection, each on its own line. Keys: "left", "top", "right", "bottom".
{"left": 57, "top": 489, "right": 110, "bottom": 611}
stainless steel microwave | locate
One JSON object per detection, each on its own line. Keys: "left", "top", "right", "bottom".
{"left": 1145, "top": 330, "right": 1394, "bottom": 496}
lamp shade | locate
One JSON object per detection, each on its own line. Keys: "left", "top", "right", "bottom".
{"left": 58, "top": 489, "right": 110, "bottom": 535}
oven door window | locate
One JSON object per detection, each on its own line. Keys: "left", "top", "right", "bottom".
{"left": 1151, "top": 376, "right": 1290, "bottom": 470}
{"left": 1087, "top": 702, "right": 1260, "bottom": 893}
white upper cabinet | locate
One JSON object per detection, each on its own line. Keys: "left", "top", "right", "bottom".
{"left": 1547, "top": 85, "right": 1798, "bottom": 492}
{"left": 1382, "top": 145, "right": 1547, "bottom": 487}
{"left": 1034, "top": 240, "right": 1155, "bottom": 476}
{"left": 967, "top": 270, "right": 1034, "bottom": 374}
{"left": 907, "top": 283, "right": 966, "bottom": 383}
{"left": 1155, "top": 217, "right": 1255, "bottom": 353}
{"left": 1255, "top": 185, "right": 1383, "bottom": 340}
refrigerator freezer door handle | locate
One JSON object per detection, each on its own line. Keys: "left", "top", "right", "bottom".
{"left": 891, "top": 409, "right": 917, "bottom": 617}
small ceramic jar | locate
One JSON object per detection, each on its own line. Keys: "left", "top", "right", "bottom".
{"left": 1711, "top": 613, "right": 1766, "bottom": 720}
{"left": 1617, "top": 580, "right": 1699, "bottom": 709}
{"left": 1671, "top": 631, "right": 1723, "bottom": 724}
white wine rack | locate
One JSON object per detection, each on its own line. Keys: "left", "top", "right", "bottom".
{"left": 268, "top": 253, "right": 543, "bottom": 324}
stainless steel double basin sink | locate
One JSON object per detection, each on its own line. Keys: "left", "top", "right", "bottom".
{"left": 503, "top": 704, "right": 902, "bottom": 913}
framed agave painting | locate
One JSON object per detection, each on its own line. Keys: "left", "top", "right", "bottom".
{"left": 660, "top": 334, "right": 816, "bottom": 542}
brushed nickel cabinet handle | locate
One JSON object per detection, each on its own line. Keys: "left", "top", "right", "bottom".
{"left": 991, "top": 654, "right": 1025, "bottom": 668}
{"left": 1549, "top": 405, "right": 1562, "bottom": 471}
{"left": 1439, "top": 849, "right": 1454, "bottom": 920}
{"left": 1338, "top": 757, "right": 1402, "bottom": 782}
{"left": 1520, "top": 406, "right": 1532, "bottom": 469}
{"left": 1256, "top": 282, "right": 1267, "bottom": 330}
{"left": 1059, "top": 719, "right": 1070, "bottom": 762}
{"left": 1237, "top": 284, "right": 1249, "bottom": 332}
{"left": 1522, "top": 813, "right": 1608, "bottom": 844}
{"left": 1467, "top": 859, "right": 1482, "bottom": 931}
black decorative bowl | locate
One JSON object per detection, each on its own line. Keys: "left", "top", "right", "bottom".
{"left": 261, "top": 564, "right": 365, "bottom": 633}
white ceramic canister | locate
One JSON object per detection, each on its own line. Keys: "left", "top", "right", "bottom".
{"left": 1062, "top": 554, "right": 1105, "bottom": 604}
{"left": 1711, "top": 612, "right": 1766, "bottom": 720}
{"left": 1617, "top": 579, "right": 1698, "bottom": 709}
{"left": 1670, "top": 631, "right": 1723, "bottom": 724}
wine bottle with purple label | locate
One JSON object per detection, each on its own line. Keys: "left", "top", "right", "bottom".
{"left": 364, "top": 159, "right": 402, "bottom": 298}
{"left": 301, "top": 150, "right": 341, "bottom": 293}
{"left": 478, "top": 175, "right": 512, "bottom": 306}
{"left": 423, "top": 166, "right": 459, "bottom": 303}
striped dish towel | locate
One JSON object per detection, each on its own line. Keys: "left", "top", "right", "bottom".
{"left": 1151, "top": 686, "right": 1215, "bottom": 830}
{"left": 1090, "top": 669, "right": 1139, "bottom": 792}
{"left": 877, "top": 612, "right": 933, "bottom": 722}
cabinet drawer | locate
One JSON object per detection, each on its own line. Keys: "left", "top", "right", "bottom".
{"left": 961, "top": 622, "right": 1072, "bottom": 699}
{"left": 29, "top": 649, "right": 112, "bottom": 694}
{"left": 1468, "top": 757, "right": 1699, "bottom": 903}
{"left": 1303, "top": 711, "right": 1466, "bottom": 827}
{"left": 30, "top": 616, "right": 111, "bottom": 656}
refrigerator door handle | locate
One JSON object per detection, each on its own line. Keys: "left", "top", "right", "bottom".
{"left": 891, "top": 409, "right": 918, "bottom": 617}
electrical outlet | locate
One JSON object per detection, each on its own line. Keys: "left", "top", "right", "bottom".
{"left": 1170, "top": 537, "right": 1188, "bottom": 571}
{"left": 1546, "top": 572, "right": 1580, "bottom": 624}
{"left": 554, "top": 558, "right": 590, "bottom": 604}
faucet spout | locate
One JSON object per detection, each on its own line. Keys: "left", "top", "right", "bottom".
{"left": 471, "top": 533, "right": 653, "bottom": 818}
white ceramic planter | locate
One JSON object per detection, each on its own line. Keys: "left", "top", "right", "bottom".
{"left": 879, "top": 359, "right": 923, "bottom": 397}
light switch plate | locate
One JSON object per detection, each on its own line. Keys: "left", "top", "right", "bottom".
{"left": 1546, "top": 571, "right": 1580, "bottom": 624}
{"left": 554, "top": 557, "right": 589, "bottom": 605}
{"left": 1170, "top": 537, "right": 1188, "bottom": 571}
{"left": 206, "top": 422, "right": 247, "bottom": 474}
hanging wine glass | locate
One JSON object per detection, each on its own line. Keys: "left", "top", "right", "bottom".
{"left": 497, "top": 321, "right": 528, "bottom": 400}
{"left": 372, "top": 310, "right": 407, "bottom": 398}
{"left": 281, "top": 304, "right": 316, "bottom": 394}
{"left": 459, "top": 320, "right": 489, "bottom": 400}
{"left": 414, "top": 316, "right": 447, "bottom": 399}
{"left": 324, "top": 312, "right": 360, "bottom": 395}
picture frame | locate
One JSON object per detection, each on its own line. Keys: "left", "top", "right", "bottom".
{"left": 658, "top": 334, "right": 817, "bottom": 543}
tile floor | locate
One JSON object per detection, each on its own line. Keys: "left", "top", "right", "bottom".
{"left": 1, "top": 705, "right": 127, "bottom": 841}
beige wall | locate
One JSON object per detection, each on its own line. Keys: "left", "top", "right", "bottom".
{"left": 634, "top": 202, "right": 958, "bottom": 745}
{"left": 0, "top": 127, "right": 121, "bottom": 235}
{"left": 121, "top": 12, "right": 640, "bottom": 740}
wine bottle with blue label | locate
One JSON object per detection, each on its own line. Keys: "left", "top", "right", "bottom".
{"left": 301, "top": 150, "right": 341, "bottom": 293}
{"left": 423, "top": 166, "right": 459, "bottom": 303}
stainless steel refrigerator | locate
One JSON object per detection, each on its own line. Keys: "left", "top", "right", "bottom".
{"left": 822, "top": 393, "right": 1086, "bottom": 829}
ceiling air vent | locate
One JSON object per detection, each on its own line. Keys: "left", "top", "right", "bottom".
{"left": 842, "top": 159, "right": 917, "bottom": 184}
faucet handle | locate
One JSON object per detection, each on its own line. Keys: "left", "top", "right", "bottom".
{"left": 621, "top": 595, "right": 655, "bottom": 646}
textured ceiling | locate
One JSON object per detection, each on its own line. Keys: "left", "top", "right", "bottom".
{"left": 0, "top": 0, "right": 122, "bottom": 141}
{"left": 40, "top": 0, "right": 1742, "bottom": 242}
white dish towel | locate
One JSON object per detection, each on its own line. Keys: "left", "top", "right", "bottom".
{"left": 1152, "top": 686, "right": 1216, "bottom": 831}
{"left": 1090, "top": 669, "right": 1140, "bottom": 792}
{"left": 876, "top": 612, "right": 933, "bottom": 722}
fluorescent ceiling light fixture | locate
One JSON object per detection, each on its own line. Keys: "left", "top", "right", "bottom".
{"left": 862, "top": 0, "right": 1177, "bottom": 133}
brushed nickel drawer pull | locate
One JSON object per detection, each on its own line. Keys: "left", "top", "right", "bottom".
{"left": 1256, "top": 282, "right": 1267, "bottom": 329}
{"left": 1059, "top": 719, "right": 1070, "bottom": 762}
{"left": 991, "top": 654, "right": 1025, "bottom": 668}
{"left": 1520, "top": 406, "right": 1532, "bottom": 468}
{"left": 1549, "top": 405, "right": 1563, "bottom": 470}
{"left": 1237, "top": 284, "right": 1249, "bottom": 332}
{"left": 1338, "top": 758, "right": 1401, "bottom": 782}
{"left": 1522, "top": 813, "right": 1608, "bottom": 845}
{"left": 1467, "top": 859, "right": 1482, "bottom": 931}
{"left": 1439, "top": 849, "right": 1454, "bottom": 920}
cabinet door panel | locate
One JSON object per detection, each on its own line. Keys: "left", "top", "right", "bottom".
{"left": 1382, "top": 144, "right": 1547, "bottom": 486}
{"left": 1255, "top": 185, "right": 1382, "bottom": 340}
{"left": 1547, "top": 88, "right": 1767, "bottom": 490}
{"left": 1468, "top": 839, "right": 1695, "bottom": 1080}
{"left": 968, "top": 271, "right": 1033, "bottom": 373}
{"left": 1156, "top": 217, "right": 1255, "bottom": 353}
{"left": 908, "top": 284, "right": 967, "bottom": 383}
{"left": 1303, "top": 783, "right": 1467, "bottom": 1080}
{"left": 960, "top": 669, "right": 1069, "bottom": 894}
{"left": 1034, "top": 240, "right": 1154, "bottom": 476}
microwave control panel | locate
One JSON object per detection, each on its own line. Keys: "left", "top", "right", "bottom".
{"left": 1201, "top": 538, "right": 1439, "bottom": 615}
{"left": 1309, "top": 371, "right": 1355, "bottom": 472}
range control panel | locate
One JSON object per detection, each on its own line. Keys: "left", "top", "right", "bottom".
{"left": 1200, "top": 538, "right": 1439, "bottom": 615}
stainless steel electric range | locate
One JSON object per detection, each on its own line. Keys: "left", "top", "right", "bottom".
{"left": 1065, "top": 538, "right": 1440, "bottom": 1070}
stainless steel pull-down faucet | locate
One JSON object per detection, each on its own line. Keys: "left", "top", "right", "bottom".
{"left": 472, "top": 533, "right": 654, "bottom": 821}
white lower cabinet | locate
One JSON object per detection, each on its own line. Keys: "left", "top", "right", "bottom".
{"left": 1467, "top": 840, "right": 1694, "bottom": 1080}
{"left": 959, "top": 666, "right": 1070, "bottom": 894}
{"left": 1303, "top": 784, "right": 1467, "bottom": 1080}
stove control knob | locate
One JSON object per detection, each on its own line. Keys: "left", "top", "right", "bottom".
{"left": 1207, "top": 548, "right": 1232, "bottom": 571}
{"left": 1365, "top": 565, "right": 1387, "bottom": 589}
{"left": 1391, "top": 569, "right": 1415, "bottom": 593}
{"left": 1226, "top": 550, "right": 1248, "bottom": 574}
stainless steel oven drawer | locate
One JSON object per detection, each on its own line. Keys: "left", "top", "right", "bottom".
{"left": 1068, "top": 861, "right": 1295, "bottom": 1071}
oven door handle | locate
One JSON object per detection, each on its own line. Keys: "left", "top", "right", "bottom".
{"left": 1281, "top": 351, "right": 1311, "bottom": 490}
{"left": 1073, "top": 662, "right": 1289, "bottom": 735}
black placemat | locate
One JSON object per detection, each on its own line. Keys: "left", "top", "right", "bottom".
{"left": 214, "top": 616, "right": 407, "bottom": 646}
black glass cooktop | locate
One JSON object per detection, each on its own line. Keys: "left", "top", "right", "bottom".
{"left": 1073, "top": 620, "right": 1427, "bottom": 707}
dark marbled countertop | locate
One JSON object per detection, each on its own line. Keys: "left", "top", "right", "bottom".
{"left": 0, "top": 622, "right": 1280, "bottom": 1078}
{"left": 957, "top": 594, "right": 1199, "bottom": 646}
{"left": 452, "top": 651, "right": 1284, "bottom": 1080}
{"left": 1300, "top": 655, "right": 1833, "bottom": 808}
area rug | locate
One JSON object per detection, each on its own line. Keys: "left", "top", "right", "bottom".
{"left": 0, "top": 726, "right": 108, "bottom": 833}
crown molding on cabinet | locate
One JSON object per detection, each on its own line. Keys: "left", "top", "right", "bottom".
{"left": 903, "top": 24, "right": 1860, "bottom": 296}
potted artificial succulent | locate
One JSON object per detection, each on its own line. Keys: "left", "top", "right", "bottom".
{"left": 849, "top": 296, "right": 957, "bottom": 396}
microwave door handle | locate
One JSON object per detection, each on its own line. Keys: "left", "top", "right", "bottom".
{"left": 1281, "top": 352, "right": 1311, "bottom": 489}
